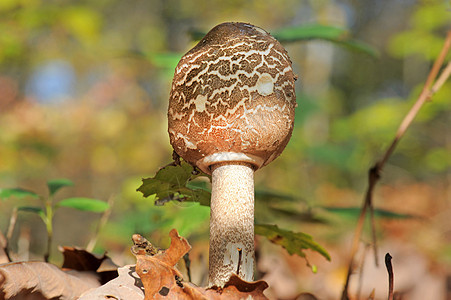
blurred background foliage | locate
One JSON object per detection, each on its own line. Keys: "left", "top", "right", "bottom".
{"left": 0, "top": 0, "right": 450, "bottom": 298}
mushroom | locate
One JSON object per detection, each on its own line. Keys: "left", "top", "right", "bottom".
{"left": 168, "top": 22, "right": 297, "bottom": 287}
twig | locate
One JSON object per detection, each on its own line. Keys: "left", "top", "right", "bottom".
{"left": 378, "top": 31, "right": 451, "bottom": 169}
{"left": 2, "top": 207, "right": 19, "bottom": 262}
{"left": 0, "top": 230, "right": 10, "bottom": 262}
{"left": 368, "top": 169, "right": 379, "bottom": 268}
{"left": 6, "top": 207, "right": 18, "bottom": 242}
{"left": 430, "top": 61, "right": 451, "bottom": 94}
{"left": 385, "top": 253, "right": 394, "bottom": 300}
{"left": 341, "top": 167, "right": 379, "bottom": 300}
{"left": 356, "top": 243, "right": 370, "bottom": 300}
{"left": 341, "top": 30, "right": 451, "bottom": 300}
{"left": 183, "top": 253, "right": 192, "bottom": 282}
{"left": 86, "top": 196, "right": 114, "bottom": 252}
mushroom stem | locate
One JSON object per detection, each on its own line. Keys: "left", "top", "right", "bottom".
{"left": 208, "top": 162, "right": 255, "bottom": 287}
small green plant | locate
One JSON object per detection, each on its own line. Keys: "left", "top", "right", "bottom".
{"left": 0, "top": 179, "right": 109, "bottom": 262}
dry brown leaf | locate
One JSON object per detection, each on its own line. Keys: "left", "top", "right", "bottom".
{"left": 0, "top": 261, "right": 100, "bottom": 300}
{"left": 80, "top": 229, "right": 269, "bottom": 300}
{"left": 60, "top": 246, "right": 118, "bottom": 284}
{"left": 133, "top": 229, "right": 192, "bottom": 299}
{"left": 132, "top": 229, "right": 269, "bottom": 300}
{"left": 78, "top": 265, "right": 145, "bottom": 300}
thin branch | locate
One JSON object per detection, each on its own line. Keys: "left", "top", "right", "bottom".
{"left": 0, "top": 230, "right": 11, "bottom": 263}
{"left": 341, "top": 167, "right": 379, "bottom": 300}
{"left": 430, "top": 61, "right": 451, "bottom": 94}
{"left": 2, "top": 207, "right": 19, "bottom": 262}
{"left": 356, "top": 243, "right": 370, "bottom": 300}
{"left": 368, "top": 176, "right": 379, "bottom": 268}
{"left": 341, "top": 30, "right": 451, "bottom": 300}
{"left": 6, "top": 207, "right": 18, "bottom": 242}
{"left": 385, "top": 253, "right": 394, "bottom": 300}
{"left": 86, "top": 195, "right": 114, "bottom": 252}
{"left": 378, "top": 30, "right": 451, "bottom": 169}
{"left": 183, "top": 253, "right": 192, "bottom": 282}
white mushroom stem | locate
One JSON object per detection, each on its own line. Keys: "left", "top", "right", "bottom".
{"left": 208, "top": 162, "right": 255, "bottom": 287}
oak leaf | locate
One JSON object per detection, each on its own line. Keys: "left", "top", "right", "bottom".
{"left": 60, "top": 246, "right": 118, "bottom": 284}
{"left": 0, "top": 261, "right": 99, "bottom": 299}
{"left": 133, "top": 229, "right": 269, "bottom": 300}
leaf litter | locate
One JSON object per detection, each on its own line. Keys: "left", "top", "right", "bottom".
{"left": 131, "top": 229, "right": 269, "bottom": 300}
{"left": 1, "top": 229, "right": 272, "bottom": 300}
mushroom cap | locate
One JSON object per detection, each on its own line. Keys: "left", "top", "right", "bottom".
{"left": 168, "top": 22, "right": 297, "bottom": 174}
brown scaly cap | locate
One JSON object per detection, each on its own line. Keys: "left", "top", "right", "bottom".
{"left": 168, "top": 22, "right": 297, "bottom": 174}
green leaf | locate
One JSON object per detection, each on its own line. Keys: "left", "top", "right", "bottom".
{"left": 47, "top": 178, "right": 73, "bottom": 196}
{"left": 268, "top": 207, "right": 329, "bottom": 224}
{"left": 18, "top": 206, "right": 45, "bottom": 218}
{"left": 255, "top": 190, "right": 296, "bottom": 203}
{"left": 321, "top": 206, "right": 417, "bottom": 219}
{"left": 188, "top": 24, "right": 378, "bottom": 57}
{"left": 274, "top": 24, "right": 348, "bottom": 41}
{"left": 57, "top": 198, "right": 109, "bottom": 212}
{"left": 341, "top": 39, "right": 380, "bottom": 58}
{"left": 0, "top": 188, "right": 39, "bottom": 200}
{"left": 137, "top": 161, "right": 211, "bottom": 206}
{"left": 186, "top": 179, "right": 210, "bottom": 191}
{"left": 255, "top": 224, "right": 330, "bottom": 261}
{"left": 272, "top": 24, "right": 379, "bottom": 57}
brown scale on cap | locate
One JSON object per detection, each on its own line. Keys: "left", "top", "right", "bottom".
{"left": 168, "top": 22, "right": 297, "bottom": 174}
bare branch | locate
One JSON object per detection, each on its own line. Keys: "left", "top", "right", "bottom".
{"left": 341, "top": 30, "right": 451, "bottom": 299}
{"left": 379, "top": 30, "right": 451, "bottom": 169}
{"left": 86, "top": 195, "right": 114, "bottom": 252}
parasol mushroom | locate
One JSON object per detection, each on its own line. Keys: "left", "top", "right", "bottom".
{"left": 168, "top": 22, "right": 297, "bottom": 287}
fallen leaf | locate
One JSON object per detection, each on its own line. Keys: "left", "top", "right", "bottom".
{"left": 157, "top": 229, "right": 192, "bottom": 267}
{"left": 133, "top": 229, "right": 192, "bottom": 299}
{"left": 131, "top": 234, "right": 163, "bottom": 256}
{"left": 60, "top": 246, "right": 118, "bottom": 284}
{"left": 132, "top": 229, "right": 269, "bottom": 299}
{"left": 78, "top": 265, "right": 145, "bottom": 300}
{"left": 82, "top": 230, "right": 269, "bottom": 299}
{"left": 0, "top": 261, "right": 100, "bottom": 299}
